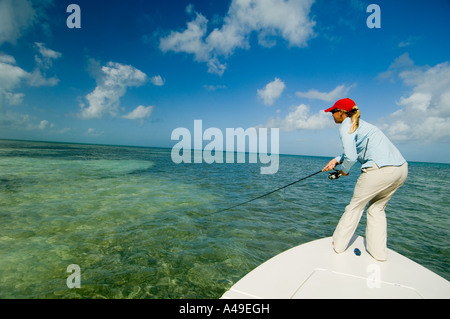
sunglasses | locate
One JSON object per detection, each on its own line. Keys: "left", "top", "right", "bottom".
{"left": 331, "top": 109, "right": 342, "bottom": 114}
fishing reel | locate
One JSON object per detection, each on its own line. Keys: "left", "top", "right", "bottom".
{"left": 328, "top": 170, "right": 342, "bottom": 180}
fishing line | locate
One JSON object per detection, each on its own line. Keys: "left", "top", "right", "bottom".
{"left": 213, "top": 170, "right": 324, "bottom": 214}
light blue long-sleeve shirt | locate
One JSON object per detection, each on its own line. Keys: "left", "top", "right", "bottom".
{"left": 335, "top": 118, "right": 406, "bottom": 174}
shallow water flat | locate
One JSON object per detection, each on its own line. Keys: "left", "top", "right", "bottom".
{"left": 0, "top": 140, "right": 448, "bottom": 298}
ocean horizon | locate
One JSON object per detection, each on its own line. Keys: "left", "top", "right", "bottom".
{"left": 3, "top": 138, "right": 450, "bottom": 166}
{"left": 0, "top": 139, "right": 448, "bottom": 298}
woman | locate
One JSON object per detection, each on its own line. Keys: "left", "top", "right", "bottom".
{"left": 322, "top": 98, "right": 408, "bottom": 261}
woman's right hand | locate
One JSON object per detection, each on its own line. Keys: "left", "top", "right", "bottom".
{"left": 322, "top": 158, "right": 338, "bottom": 171}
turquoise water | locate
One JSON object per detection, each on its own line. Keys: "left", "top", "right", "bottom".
{"left": 0, "top": 140, "right": 448, "bottom": 298}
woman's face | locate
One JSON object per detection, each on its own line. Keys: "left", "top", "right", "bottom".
{"left": 332, "top": 109, "right": 348, "bottom": 124}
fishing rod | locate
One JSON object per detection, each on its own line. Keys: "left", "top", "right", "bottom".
{"left": 214, "top": 169, "right": 325, "bottom": 214}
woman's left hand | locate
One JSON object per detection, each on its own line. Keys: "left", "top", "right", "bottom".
{"left": 322, "top": 158, "right": 338, "bottom": 171}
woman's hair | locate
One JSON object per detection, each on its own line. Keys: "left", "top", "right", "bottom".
{"left": 347, "top": 106, "right": 360, "bottom": 133}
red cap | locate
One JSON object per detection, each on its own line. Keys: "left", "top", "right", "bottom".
{"left": 324, "top": 98, "right": 356, "bottom": 112}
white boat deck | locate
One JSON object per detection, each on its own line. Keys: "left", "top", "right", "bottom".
{"left": 222, "top": 236, "right": 450, "bottom": 299}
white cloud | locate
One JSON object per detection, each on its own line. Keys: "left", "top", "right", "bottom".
{"left": 206, "top": 57, "right": 226, "bottom": 75}
{"left": 159, "top": 12, "right": 209, "bottom": 62}
{"left": 0, "top": 55, "right": 29, "bottom": 92}
{"left": 123, "top": 105, "right": 154, "bottom": 120}
{"left": 4, "top": 92, "right": 25, "bottom": 105}
{"left": 150, "top": 75, "right": 165, "bottom": 86}
{"left": 38, "top": 119, "right": 53, "bottom": 130}
{"left": 0, "top": 2, "right": 62, "bottom": 133}
{"left": 376, "top": 53, "right": 414, "bottom": 82}
{"left": 380, "top": 55, "right": 450, "bottom": 143}
{"left": 28, "top": 43, "right": 61, "bottom": 86}
{"left": 86, "top": 128, "right": 104, "bottom": 137}
{"left": 34, "top": 42, "right": 62, "bottom": 69}
{"left": 257, "top": 78, "right": 286, "bottom": 105}
{"left": 0, "top": 43, "right": 61, "bottom": 109}
{"left": 34, "top": 42, "right": 61, "bottom": 60}
{"left": 222, "top": 0, "right": 316, "bottom": 48}
{"left": 398, "top": 36, "right": 421, "bottom": 48}
{"left": 296, "top": 83, "right": 356, "bottom": 102}
{"left": 0, "top": 54, "right": 17, "bottom": 64}
{"left": 0, "top": 0, "right": 36, "bottom": 45}
{"left": 0, "top": 54, "right": 29, "bottom": 108}
{"left": 27, "top": 69, "right": 59, "bottom": 87}
{"left": 264, "top": 104, "right": 333, "bottom": 131}
{"left": 203, "top": 84, "right": 227, "bottom": 91}
{"left": 159, "top": 0, "right": 316, "bottom": 75}
{"left": 81, "top": 62, "right": 148, "bottom": 119}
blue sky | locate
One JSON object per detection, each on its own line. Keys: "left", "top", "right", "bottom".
{"left": 1, "top": 0, "right": 449, "bottom": 163}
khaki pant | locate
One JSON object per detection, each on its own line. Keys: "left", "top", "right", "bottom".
{"left": 333, "top": 162, "right": 408, "bottom": 261}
